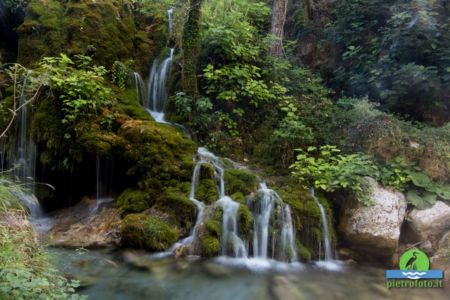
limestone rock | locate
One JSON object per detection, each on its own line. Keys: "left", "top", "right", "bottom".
{"left": 406, "top": 201, "right": 450, "bottom": 244}
{"left": 339, "top": 178, "right": 407, "bottom": 261}
{"left": 45, "top": 198, "right": 121, "bottom": 248}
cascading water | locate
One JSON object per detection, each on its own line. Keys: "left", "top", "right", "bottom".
{"left": 12, "top": 70, "right": 36, "bottom": 185}
{"left": 310, "top": 187, "right": 333, "bottom": 261}
{"left": 146, "top": 48, "right": 174, "bottom": 122}
{"left": 7, "top": 70, "right": 42, "bottom": 218}
{"left": 132, "top": 8, "right": 176, "bottom": 124}
{"left": 249, "top": 183, "right": 298, "bottom": 262}
{"left": 168, "top": 7, "right": 174, "bottom": 35}
{"left": 92, "top": 157, "right": 114, "bottom": 214}
{"left": 139, "top": 5, "right": 301, "bottom": 270}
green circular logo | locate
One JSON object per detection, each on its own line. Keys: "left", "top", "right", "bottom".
{"left": 399, "top": 248, "right": 429, "bottom": 271}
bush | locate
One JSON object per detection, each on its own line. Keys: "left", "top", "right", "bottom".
{"left": 0, "top": 179, "right": 83, "bottom": 299}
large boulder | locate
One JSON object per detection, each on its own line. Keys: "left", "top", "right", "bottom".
{"left": 339, "top": 178, "right": 407, "bottom": 262}
{"left": 403, "top": 201, "right": 450, "bottom": 251}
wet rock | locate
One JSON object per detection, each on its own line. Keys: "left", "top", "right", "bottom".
{"left": 123, "top": 250, "right": 153, "bottom": 271}
{"left": 271, "top": 276, "right": 305, "bottom": 300}
{"left": 430, "top": 231, "right": 449, "bottom": 283}
{"left": 405, "top": 201, "right": 450, "bottom": 247}
{"left": 45, "top": 198, "right": 121, "bottom": 248}
{"left": 203, "top": 262, "right": 233, "bottom": 278}
{"left": 339, "top": 177, "right": 407, "bottom": 262}
{"left": 174, "top": 244, "right": 190, "bottom": 258}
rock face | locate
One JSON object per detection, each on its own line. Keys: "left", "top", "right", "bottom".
{"left": 339, "top": 178, "right": 407, "bottom": 261}
{"left": 404, "top": 201, "right": 450, "bottom": 250}
{"left": 45, "top": 198, "right": 121, "bottom": 248}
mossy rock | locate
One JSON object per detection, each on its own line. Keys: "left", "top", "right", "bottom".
{"left": 155, "top": 186, "right": 196, "bottom": 232}
{"left": 116, "top": 189, "right": 153, "bottom": 215}
{"left": 224, "top": 169, "right": 258, "bottom": 196}
{"left": 199, "top": 163, "right": 216, "bottom": 179}
{"left": 230, "top": 192, "right": 245, "bottom": 204}
{"left": 238, "top": 205, "right": 253, "bottom": 238}
{"left": 116, "top": 89, "right": 152, "bottom": 121}
{"left": 195, "top": 179, "right": 219, "bottom": 204}
{"left": 298, "top": 243, "right": 312, "bottom": 262}
{"left": 18, "top": 0, "right": 136, "bottom": 67}
{"left": 121, "top": 214, "right": 178, "bottom": 251}
{"left": 197, "top": 209, "right": 223, "bottom": 257}
{"left": 17, "top": 0, "right": 65, "bottom": 65}
{"left": 201, "top": 236, "right": 221, "bottom": 257}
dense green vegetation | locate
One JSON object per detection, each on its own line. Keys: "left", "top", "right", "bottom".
{"left": 0, "top": 178, "right": 83, "bottom": 299}
{"left": 0, "top": 1, "right": 449, "bottom": 291}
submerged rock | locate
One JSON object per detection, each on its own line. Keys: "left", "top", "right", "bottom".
{"left": 45, "top": 198, "right": 121, "bottom": 248}
{"left": 404, "top": 201, "right": 450, "bottom": 248}
{"left": 339, "top": 178, "right": 407, "bottom": 262}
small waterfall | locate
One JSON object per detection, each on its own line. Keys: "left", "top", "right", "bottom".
{"left": 92, "top": 157, "right": 114, "bottom": 214}
{"left": 148, "top": 49, "right": 174, "bottom": 113}
{"left": 12, "top": 70, "right": 36, "bottom": 186}
{"left": 218, "top": 196, "right": 247, "bottom": 258}
{"left": 132, "top": 48, "right": 174, "bottom": 124}
{"left": 310, "top": 187, "right": 333, "bottom": 261}
{"left": 132, "top": 72, "right": 147, "bottom": 107}
{"left": 7, "top": 70, "right": 42, "bottom": 218}
{"left": 168, "top": 8, "right": 174, "bottom": 35}
{"left": 250, "top": 183, "right": 298, "bottom": 262}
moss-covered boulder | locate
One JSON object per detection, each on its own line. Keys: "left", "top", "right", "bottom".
{"left": 195, "top": 179, "right": 219, "bottom": 204}
{"left": 121, "top": 214, "right": 178, "bottom": 251}
{"left": 16, "top": 0, "right": 161, "bottom": 73}
{"left": 276, "top": 182, "right": 335, "bottom": 261}
{"left": 116, "top": 189, "right": 153, "bottom": 215}
{"left": 193, "top": 206, "right": 223, "bottom": 257}
{"left": 224, "top": 169, "right": 258, "bottom": 195}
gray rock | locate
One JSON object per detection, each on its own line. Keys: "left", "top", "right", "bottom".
{"left": 339, "top": 177, "right": 407, "bottom": 260}
{"left": 406, "top": 201, "right": 450, "bottom": 244}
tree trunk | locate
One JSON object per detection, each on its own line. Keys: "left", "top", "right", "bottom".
{"left": 269, "top": 0, "right": 288, "bottom": 57}
{"left": 182, "top": 0, "right": 203, "bottom": 101}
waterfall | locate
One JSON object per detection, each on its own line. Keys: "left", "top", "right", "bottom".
{"left": 250, "top": 183, "right": 298, "bottom": 262}
{"left": 168, "top": 8, "right": 174, "bottom": 35}
{"left": 218, "top": 196, "right": 247, "bottom": 258}
{"left": 132, "top": 48, "right": 174, "bottom": 124}
{"left": 310, "top": 187, "right": 333, "bottom": 261}
{"left": 6, "top": 70, "right": 42, "bottom": 218}
{"left": 92, "top": 157, "right": 114, "bottom": 214}
{"left": 13, "top": 71, "right": 36, "bottom": 185}
{"left": 132, "top": 8, "right": 176, "bottom": 124}
{"left": 136, "top": 5, "right": 300, "bottom": 269}
{"left": 132, "top": 72, "right": 147, "bottom": 107}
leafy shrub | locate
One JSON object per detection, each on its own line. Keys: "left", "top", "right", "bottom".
{"left": 0, "top": 185, "right": 83, "bottom": 299}
{"left": 39, "top": 54, "right": 112, "bottom": 134}
{"left": 111, "top": 60, "right": 133, "bottom": 90}
{"left": 290, "top": 146, "right": 378, "bottom": 198}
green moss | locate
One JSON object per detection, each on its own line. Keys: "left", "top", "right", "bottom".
{"left": 156, "top": 186, "right": 196, "bottom": 228}
{"left": 201, "top": 236, "right": 220, "bottom": 257}
{"left": 298, "top": 243, "right": 312, "bottom": 262}
{"left": 224, "top": 169, "right": 258, "bottom": 195}
{"left": 116, "top": 189, "right": 152, "bottom": 215}
{"left": 18, "top": 0, "right": 136, "bottom": 67}
{"left": 121, "top": 214, "right": 178, "bottom": 251}
{"left": 116, "top": 89, "right": 151, "bottom": 121}
{"left": 230, "top": 192, "right": 245, "bottom": 204}
{"left": 205, "top": 220, "right": 221, "bottom": 237}
{"left": 196, "top": 179, "right": 219, "bottom": 204}
{"left": 199, "top": 213, "right": 222, "bottom": 257}
{"left": 17, "top": 0, "right": 65, "bottom": 65}
{"left": 238, "top": 205, "right": 253, "bottom": 238}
